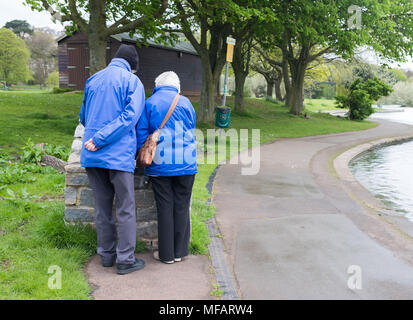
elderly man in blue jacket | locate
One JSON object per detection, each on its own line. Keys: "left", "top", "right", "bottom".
{"left": 79, "top": 44, "right": 145, "bottom": 275}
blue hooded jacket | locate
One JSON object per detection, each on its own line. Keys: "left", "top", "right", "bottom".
{"left": 137, "top": 86, "right": 197, "bottom": 176}
{"left": 79, "top": 58, "right": 145, "bottom": 173}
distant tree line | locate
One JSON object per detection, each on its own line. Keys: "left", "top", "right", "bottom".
{"left": 0, "top": 19, "right": 60, "bottom": 88}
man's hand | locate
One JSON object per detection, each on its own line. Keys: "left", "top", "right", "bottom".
{"left": 85, "top": 138, "right": 98, "bottom": 152}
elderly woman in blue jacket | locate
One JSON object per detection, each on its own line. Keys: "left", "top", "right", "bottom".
{"left": 137, "top": 71, "right": 197, "bottom": 264}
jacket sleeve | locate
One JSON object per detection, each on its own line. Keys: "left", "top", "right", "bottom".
{"left": 136, "top": 102, "right": 150, "bottom": 151}
{"left": 79, "top": 86, "right": 88, "bottom": 126}
{"left": 92, "top": 76, "right": 145, "bottom": 148}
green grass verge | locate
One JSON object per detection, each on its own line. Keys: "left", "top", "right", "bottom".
{"left": 0, "top": 90, "right": 376, "bottom": 299}
{"left": 304, "top": 98, "right": 342, "bottom": 112}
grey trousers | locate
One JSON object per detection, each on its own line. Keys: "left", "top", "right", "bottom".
{"left": 86, "top": 167, "right": 136, "bottom": 265}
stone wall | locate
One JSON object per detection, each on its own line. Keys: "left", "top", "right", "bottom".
{"left": 64, "top": 124, "right": 158, "bottom": 248}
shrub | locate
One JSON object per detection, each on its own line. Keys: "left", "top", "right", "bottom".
{"left": 46, "top": 71, "right": 59, "bottom": 87}
{"left": 19, "top": 138, "right": 70, "bottom": 163}
{"left": 52, "top": 87, "right": 74, "bottom": 94}
{"left": 335, "top": 77, "right": 393, "bottom": 120}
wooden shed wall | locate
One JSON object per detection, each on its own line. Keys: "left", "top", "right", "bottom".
{"left": 58, "top": 35, "right": 202, "bottom": 96}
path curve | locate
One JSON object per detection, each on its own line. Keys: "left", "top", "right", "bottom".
{"left": 213, "top": 119, "right": 413, "bottom": 299}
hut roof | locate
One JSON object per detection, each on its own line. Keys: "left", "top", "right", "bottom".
{"left": 57, "top": 32, "right": 198, "bottom": 56}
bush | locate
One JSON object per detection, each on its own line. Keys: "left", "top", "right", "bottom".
{"left": 52, "top": 87, "right": 74, "bottom": 94}
{"left": 46, "top": 71, "right": 59, "bottom": 87}
{"left": 19, "top": 138, "right": 70, "bottom": 163}
{"left": 335, "top": 77, "right": 393, "bottom": 120}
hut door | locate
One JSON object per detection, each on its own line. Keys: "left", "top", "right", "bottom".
{"left": 67, "top": 44, "right": 90, "bottom": 91}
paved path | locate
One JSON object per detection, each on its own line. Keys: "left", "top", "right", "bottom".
{"left": 214, "top": 120, "right": 413, "bottom": 299}
{"left": 86, "top": 253, "right": 214, "bottom": 300}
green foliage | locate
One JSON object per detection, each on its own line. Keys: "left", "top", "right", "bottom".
{"left": 46, "top": 71, "right": 59, "bottom": 87}
{"left": 0, "top": 28, "right": 30, "bottom": 85}
{"left": 52, "top": 87, "right": 74, "bottom": 94}
{"left": 210, "top": 283, "right": 224, "bottom": 297}
{"left": 4, "top": 19, "right": 33, "bottom": 38}
{"left": 19, "top": 138, "right": 70, "bottom": 163}
{"left": 20, "top": 138, "right": 43, "bottom": 163}
{"left": 2, "top": 187, "right": 40, "bottom": 211}
{"left": 0, "top": 162, "right": 37, "bottom": 186}
{"left": 43, "top": 144, "right": 70, "bottom": 161}
{"left": 335, "top": 77, "right": 393, "bottom": 120}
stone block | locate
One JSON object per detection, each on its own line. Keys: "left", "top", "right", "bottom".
{"left": 79, "top": 187, "right": 94, "bottom": 207}
{"left": 136, "top": 221, "right": 158, "bottom": 239}
{"left": 71, "top": 139, "right": 83, "bottom": 154}
{"left": 65, "top": 164, "right": 86, "bottom": 173}
{"left": 74, "top": 124, "right": 84, "bottom": 138}
{"left": 64, "top": 187, "right": 77, "bottom": 205}
{"left": 64, "top": 207, "right": 94, "bottom": 222}
{"left": 68, "top": 152, "right": 80, "bottom": 164}
{"left": 66, "top": 173, "right": 89, "bottom": 186}
{"left": 137, "top": 206, "right": 157, "bottom": 222}
{"left": 135, "top": 189, "right": 155, "bottom": 208}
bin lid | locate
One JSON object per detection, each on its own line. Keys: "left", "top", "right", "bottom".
{"left": 215, "top": 106, "right": 231, "bottom": 113}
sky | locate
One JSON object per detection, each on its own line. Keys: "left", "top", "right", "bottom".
{"left": 0, "top": 0, "right": 64, "bottom": 32}
{"left": 1, "top": 0, "right": 412, "bottom": 71}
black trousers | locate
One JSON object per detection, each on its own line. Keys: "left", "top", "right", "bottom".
{"left": 150, "top": 175, "right": 195, "bottom": 261}
{"left": 86, "top": 167, "right": 136, "bottom": 265}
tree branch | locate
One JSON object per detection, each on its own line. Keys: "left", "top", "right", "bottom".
{"left": 39, "top": 0, "right": 71, "bottom": 22}
{"left": 68, "top": 0, "right": 88, "bottom": 31}
{"left": 104, "top": 0, "right": 168, "bottom": 37}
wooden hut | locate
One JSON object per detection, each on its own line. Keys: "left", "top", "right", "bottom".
{"left": 57, "top": 32, "right": 203, "bottom": 96}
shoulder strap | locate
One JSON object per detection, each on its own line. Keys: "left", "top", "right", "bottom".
{"left": 159, "top": 94, "right": 180, "bottom": 129}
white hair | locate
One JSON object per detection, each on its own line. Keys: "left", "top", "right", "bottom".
{"left": 155, "top": 71, "right": 181, "bottom": 93}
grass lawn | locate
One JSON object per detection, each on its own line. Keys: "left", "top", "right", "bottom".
{"left": 304, "top": 98, "right": 342, "bottom": 112}
{"left": 0, "top": 90, "right": 376, "bottom": 299}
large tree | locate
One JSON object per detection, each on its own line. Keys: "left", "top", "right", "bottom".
{"left": 26, "top": 31, "right": 58, "bottom": 86}
{"left": 173, "top": 0, "right": 233, "bottom": 122}
{"left": 0, "top": 28, "right": 30, "bottom": 86}
{"left": 230, "top": 0, "right": 274, "bottom": 112}
{"left": 4, "top": 20, "right": 33, "bottom": 38}
{"left": 263, "top": 0, "right": 413, "bottom": 115}
{"left": 25, "top": 0, "right": 172, "bottom": 74}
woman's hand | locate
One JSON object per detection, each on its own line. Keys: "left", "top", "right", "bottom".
{"left": 85, "top": 138, "right": 98, "bottom": 152}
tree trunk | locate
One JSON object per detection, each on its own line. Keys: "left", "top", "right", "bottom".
{"left": 233, "top": 67, "right": 247, "bottom": 112}
{"left": 88, "top": 0, "right": 107, "bottom": 75}
{"left": 289, "top": 63, "right": 306, "bottom": 115}
{"left": 88, "top": 36, "right": 107, "bottom": 75}
{"left": 199, "top": 64, "right": 216, "bottom": 122}
{"left": 281, "top": 57, "right": 292, "bottom": 107}
{"left": 266, "top": 80, "right": 274, "bottom": 99}
{"left": 274, "top": 77, "right": 283, "bottom": 101}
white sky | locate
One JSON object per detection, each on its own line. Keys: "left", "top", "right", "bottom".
{"left": 1, "top": 0, "right": 412, "bottom": 71}
{"left": 0, "top": 0, "right": 64, "bottom": 32}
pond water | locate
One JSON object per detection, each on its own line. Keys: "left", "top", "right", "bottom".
{"left": 350, "top": 106, "right": 413, "bottom": 223}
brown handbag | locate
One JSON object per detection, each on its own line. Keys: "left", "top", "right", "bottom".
{"left": 137, "top": 93, "right": 180, "bottom": 168}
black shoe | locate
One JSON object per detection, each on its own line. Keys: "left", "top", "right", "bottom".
{"left": 117, "top": 257, "right": 146, "bottom": 275}
{"left": 102, "top": 255, "right": 116, "bottom": 268}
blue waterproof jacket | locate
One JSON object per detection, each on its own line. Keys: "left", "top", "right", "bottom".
{"left": 79, "top": 58, "right": 145, "bottom": 173}
{"left": 137, "top": 86, "right": 197, "bottom": 176}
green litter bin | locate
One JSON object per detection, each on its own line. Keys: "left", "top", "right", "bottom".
{"left": 215, "top": 106, "right": 231, "bottom": 128}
